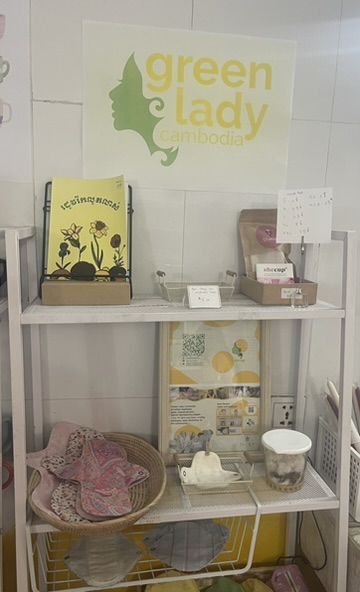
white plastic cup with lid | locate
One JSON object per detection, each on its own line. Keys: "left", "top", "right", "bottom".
{"left": 261, "top": 429, "right": 312, "bottom": 492}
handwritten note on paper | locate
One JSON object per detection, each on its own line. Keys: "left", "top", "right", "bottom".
{"left": 187, "top": 286, "right": 222, "bottom": 309}
{"left": 276, "top": 188, "right": 333, "bottom": 244}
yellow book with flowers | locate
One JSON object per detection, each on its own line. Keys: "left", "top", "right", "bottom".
{"left": 46, "top": 175, "right": 128, "bottom": 281}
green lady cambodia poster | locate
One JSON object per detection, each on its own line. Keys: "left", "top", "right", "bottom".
{"left": 83, "top": 23, "right": 295, "bottom": 193}
{"left": 46, "top": 175, "right": 128, "bottom": 281}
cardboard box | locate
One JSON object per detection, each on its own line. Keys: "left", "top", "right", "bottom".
{"left": 240, "top": 275, "right": 317, "bottom": 306}
{"left": 41, "top": 280, "right": 131, "bottom": 306}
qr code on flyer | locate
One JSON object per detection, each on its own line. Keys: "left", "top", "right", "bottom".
{"left": 182, "top": 333, "right": 205, "bottom": 365}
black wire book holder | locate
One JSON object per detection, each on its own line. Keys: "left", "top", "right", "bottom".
{"left": 40, "top": 181, "right": 133, "bottom": 299}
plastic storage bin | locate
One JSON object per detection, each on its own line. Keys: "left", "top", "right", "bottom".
{"left": 348, "top": 527, "right": 360, "bottom": 592}
{"left": 261, "top": 429, "right": 312, "bottom": 492}
{"left": 315, "top": 416, "right": 360, "bottom": 522}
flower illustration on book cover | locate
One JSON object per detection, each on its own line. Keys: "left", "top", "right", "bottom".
{"left": 109, "top": 234, "right": 127, "bottom": 279}
{"left": 51, "top": 223, "right": 87, "bottom": 279}
{"left": 89, "top": 220, "right": 109, "bottom": 279}
{"left": 62, "top": 223, "right": 87, "bottom": 262}
{"left": 51, "top": 241, "right": 71, "bottom": 279}
{"left": 51, "top": 220, "right": 122, "bottom": 281}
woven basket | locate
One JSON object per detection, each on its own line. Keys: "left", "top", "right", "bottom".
{"left": 28, "top": 432, "right": 166, "bottom": 536}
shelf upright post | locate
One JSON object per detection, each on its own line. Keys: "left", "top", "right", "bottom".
{"left": 5, "top": 227, "right": 34, "bottom": 592}
{"left": 0, "top": 228, "right": 6, "bottom": 592}
{"left": 295, "top": 241, "right": 320, "bottom": 432}
{"left": 288, "top": 242, "right": 320, "bottom": 559}
{"left": 293, "top": 231, "right": 355, "bottom": 591}
{"left": 334, "top": 230, "right": 357, "bottom": 592}
{"left": 260, "top": 321, "right": 272, "bottom": 433}
{"left": 26, "top": 233, "right": 44, "bottom": 450}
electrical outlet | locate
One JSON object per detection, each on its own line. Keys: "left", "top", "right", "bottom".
{"left": 271, "top": 396, "right": 295, "bottom": 428}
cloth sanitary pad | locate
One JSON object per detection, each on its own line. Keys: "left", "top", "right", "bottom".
{"left": 56, "top": 438, "right": 149, "bottom": 517}
{"left": 144, "top": 520, "right": 229, "bottom": 572}
{"left": 64, "top": 533, "right": 142, "bottom": 586}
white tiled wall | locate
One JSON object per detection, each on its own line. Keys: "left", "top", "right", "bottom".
{"left": 30, "top": 0, "right": 193, "bottom": 102}
{"left": 333, "top": 0, "right": 360, "bottom": 124}
{"left": 2, "top": 0, "right": 358, "bottom": 444}
{"left": 192, "top": 0, "right": 342, "bottom": 121}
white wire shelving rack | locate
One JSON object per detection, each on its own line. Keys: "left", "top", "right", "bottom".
{"left": 4, "top": 227, "right": 356, "bottom": 592}
{"left": 27, "top": 515, "right": 259, "bottom": 592}
{"left": 24, "top": 460, "right": 338, "bottom": 591}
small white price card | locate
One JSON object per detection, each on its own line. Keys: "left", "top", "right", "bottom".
{"left": 187, "top": 285, "right": 222, "bottom": 309}
{"left": 276, "top": 187, "right": 333, "bottom": 244}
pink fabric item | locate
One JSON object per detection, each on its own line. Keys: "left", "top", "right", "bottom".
{"left": 45, "top": 427, "right": 105, "bottom": 522}
{"left": 56, "top": 439, "right": 149, "bottom": 517}
{"left": 26, "top": 422, "right": 82, "bottom": 520}
{"left": 75, "top": 490, "right": 108, "bottom": 521}
{"left": 42, "top": 427, "right": 105, "bottom": 474}
{"left": 51, "top": 481, "right": 88, "bottom": 523}
{"left": 269, "top": 565, "right": 310, "bottom": 592}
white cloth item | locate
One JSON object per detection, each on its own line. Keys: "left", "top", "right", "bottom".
{"left": 180, "top": 451, "right": 242, "bottom": 488}
{"left": 63, "top": 533, "right": 142, "bottom": 587}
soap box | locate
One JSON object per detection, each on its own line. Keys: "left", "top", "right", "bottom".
{"left": 240, "top": 275, "right": 317, "bottom": 306}
{"left": 41, "top": 280, "right": 131, "bottom": 306}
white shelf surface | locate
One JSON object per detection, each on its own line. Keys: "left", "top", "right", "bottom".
{"left": 21, "top": 295, "right": 344, "bottom": 325}
{"left": 141, "top": 463, "right": 339, "bottom": 523}
{"left": 29, "top": 463, "right": 338, "bottom": 536}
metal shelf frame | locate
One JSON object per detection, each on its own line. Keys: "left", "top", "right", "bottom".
{"left": 5, "top": 227, "right": 357, "bottom": 592}
{"left": 0, "top": 228, "right": 7, "bottom": 318}
{"left": 0, "top": 228, "right": 7, "bottom": 592}
{"left": 26, "top": 514, "right": 261, "bottom": 592}
{"left": 20, "top": 297, "right": 344, "bottom": 325}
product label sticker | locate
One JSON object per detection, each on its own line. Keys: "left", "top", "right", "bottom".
{"left": 281, "top": 287, "right": 302, "bottom": 299}
{"left": 187, "top": 285, "right": 222, "bottom": 308}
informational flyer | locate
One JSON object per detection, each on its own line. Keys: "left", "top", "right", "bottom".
{"left": 168, "top": 320, "right": 261, "bottom": 454}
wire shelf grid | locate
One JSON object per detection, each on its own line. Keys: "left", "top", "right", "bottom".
{"left": 27, "top": 514, "right": 262, "bottom": 592}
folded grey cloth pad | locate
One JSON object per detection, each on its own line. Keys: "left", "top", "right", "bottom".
{"left": 63, "top": 533, "right": 142, "bottom": 586}
{"left": 144, "top": 520, "right": 229, "bottom": 572}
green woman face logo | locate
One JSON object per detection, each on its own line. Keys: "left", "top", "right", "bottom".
{"left": 109, "top": 53, "right": 178, "bottom": 166}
